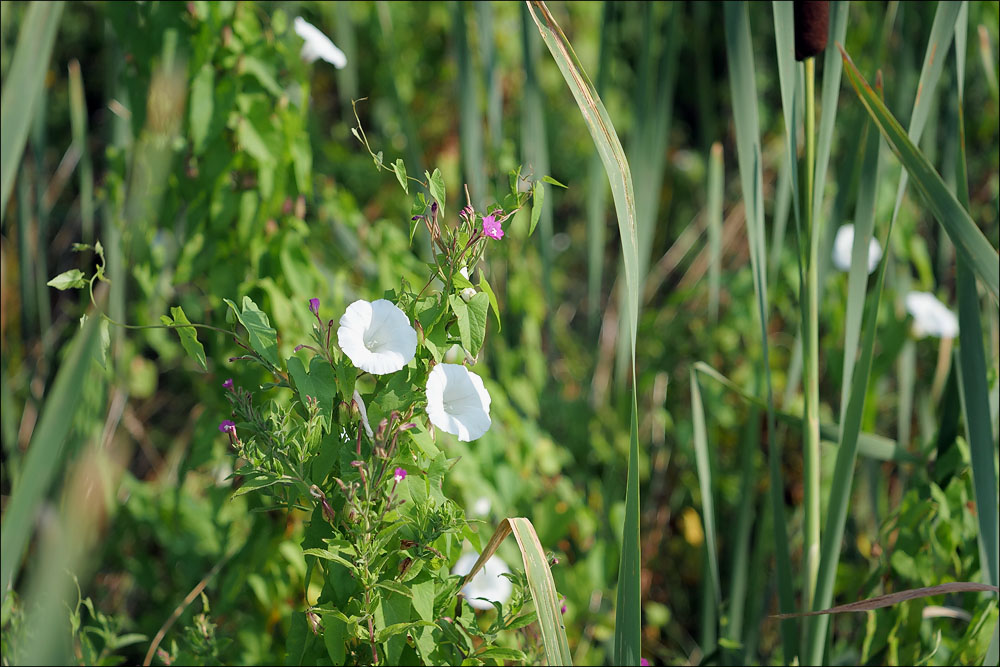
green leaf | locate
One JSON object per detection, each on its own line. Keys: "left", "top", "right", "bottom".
{"left": 224, "top": 297, "right": 280, "bottom": 370}
{"left": 476, "top": 646, "right": 527, "bottom": 661}
{"left": 236, "top": 117, "right": 274, "bottom": 165}
{"left": 47, "top": 269, "right": 87, "bottom": 291}
{"left": 0, "top": 305, "right": 101, "bottom": 604}
{"left": 449, "top": 293, "right": 488, "bottom": 357}
{"left": 190, "top": 64, "right": 214, "bottom": 153}
{"left": 840, "top": 46, "right": 999, "bottom": 301}
{"left": 287, "top": 356, "right": 338, "bottom": 428}
{"left": 375, "top": 580, "right": 413, "bottom": 599}
{"left": 541, "top": 174, "right": 566, "bottom": 188}
{"left": 161, "top": 306, "right": 207, "bottom": 372}
{"left": 393, "top": 158, "right": 408, "bottom": 194}
{"left": 334, "top": 356, "right": 356, "bottom": 403}
{"left": 529, "top": 180, "right": 545, "bottom": 237}
{"left": 241, "top": 55, "right": 284, "bottom": 97}
{"left": 462, "top": 518, "right": 572, "bottom": 666}
{"left": 478, "top": 274, "right": 501, "bottom": 331}
{"left": 0, "top": 1, "right": 64, "bottom": 223}
{"left": 426, "top": 167, "right": 446, "bottom": 217}
{"left": 322, "top": 613, "right": 347, "bottom": 665}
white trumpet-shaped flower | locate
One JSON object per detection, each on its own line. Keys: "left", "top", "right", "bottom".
{"left": 905, "top": 291, "right": 959, "bottom": 339}
{"left": 425, "top": 364, "right": 492, "bottom": 441}
{"left": 293, "top": 17, "right": 347, "bottom": 69}
{"left": 338, "top": 299, "right": 417, "bottom": 375}
{"left": 452, "top": 553, "right": 512, "bottom": 611}
{"left": 832, "top": 224, "right": 882, "bottom": 274}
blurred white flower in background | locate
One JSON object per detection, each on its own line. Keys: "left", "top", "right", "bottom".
{"left": 832, "top": 223, "right": 882, "bottom": 274}
{"left": 338, "top": 299, "right": 416, "bottom": 375}
{"left": 452, "top": 553, "right": 512, "bottom": 611}
{"left": 471, "top": 496, "right": 492, "bottom": 517}
{"left": 905, "top": 291, "right": 959, "bottom": 339}
{"left": 294, "top": 17, "right": 347, "bottom": 68}
{"left": 425, "top": 363, "right": 492, "bottom": 441}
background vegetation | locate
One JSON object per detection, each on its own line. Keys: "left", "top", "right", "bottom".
{"left": 1, "top": 1, "right": 998, "bottom": 665}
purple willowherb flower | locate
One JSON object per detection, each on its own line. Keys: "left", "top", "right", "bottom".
{"left": 223, "top": 378, "right": 234, "bottom": 390}
{"left": 309, "top": 298, "right": 320, "bottom": 315}
{"left": 481, "top": 214, "right": 503, "bottom": 240}
{"left": 219, "top": 420, "right": 236, "bottom": 433}
{"left": 394, "top": 467, "right": 407, "bottom": 483}
{"left": 640, "top": 659, "right": 650, "bottom": 667}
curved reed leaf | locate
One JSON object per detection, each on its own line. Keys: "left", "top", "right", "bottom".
{"left": 775, "top": 582, "right": 1000, "bottom": 618}
{"left": 0, "top": 1, "right": 65, "bottom": 222}
{"left": 0, "top": 306, "right": 102, "bottom": 602}
{"left": 840, "top": 46, "right": 999, "bottom": 301}
{"left": 462, "top": 518, "right": 572, "bottom": 666}
{"left": 524, "top": 3, "right": 642, "bottom": 664}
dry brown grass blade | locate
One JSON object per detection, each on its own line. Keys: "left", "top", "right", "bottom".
{"left": 773, "top": 582, "right": 999, "bottom": 619}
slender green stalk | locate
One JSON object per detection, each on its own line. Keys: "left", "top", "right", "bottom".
{"left": 801, "top": 55, "right": 821, "bottom": 622}
{"left": 725, "top": 4, "right": 796, "bottom": 658}
{"left": 707, "top": 143, "right": 723, "bottom": 323}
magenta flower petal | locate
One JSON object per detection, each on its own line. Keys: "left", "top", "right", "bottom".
{"left": 394, "top": 467, "right": 407, "bottom": 483}
{"left": 481, "top": 214, "right": 504, "bottom": 240}
{"left": 309, "top": 298, "right": 320, "bottom": 315}
{"left": 222, "top": 378, "right": 234, "bottom": 390}
{"left": 219, "top": 420, "right": 236, "bottom": 433}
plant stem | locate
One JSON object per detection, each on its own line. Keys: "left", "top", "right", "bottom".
{"left": 801, "top": 55, "right": 821, "bottom": 627}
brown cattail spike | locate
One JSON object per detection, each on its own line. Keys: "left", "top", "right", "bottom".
{"left": 794, "top": 1, "right": 830, "bottom": 61}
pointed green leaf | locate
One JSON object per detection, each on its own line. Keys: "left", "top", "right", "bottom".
{"left": 161, "top": 306, "right": 207, "bottom": 372}
{"left": 225, "top": 297, "right": 280, "bottom": 370}
{"left": 426, "top": 167, "right": 446, "bottom": 217}
{"left": 47, "top": 269, "right": 87, "bottom": 291}
{"left": 840, "top": 46, "right": 999, "bottom": 301}
{"left": 529, "top": 180, "right": 545, "bottom": 237}
{"left": 393, "top": 158, "right": 408, "bottom": 194}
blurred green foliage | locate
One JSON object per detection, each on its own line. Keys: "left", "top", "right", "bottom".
{"left": 1, "top": 1, "right": 998, "bottom": 665}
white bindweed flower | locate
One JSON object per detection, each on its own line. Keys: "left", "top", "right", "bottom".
{"left": 905, "top": 291, "right": 959, "bottom": 339}
{"left": 293, "top": 17, "right": 347, "bottom": 68}
{"left": 425, "top": 363, "right": 492, "bottom": 441}
{"left": 832, "top": 224, "right": 882, "bottom": 274}
{"left": 452, "top": 553, "right": 512, "bottom": 611}
{"left": 338, "top": 299, "right": 417, "bottom": 375}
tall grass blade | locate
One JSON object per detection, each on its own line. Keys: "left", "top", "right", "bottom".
{"left": 524, "top": 3, "right": 642, "bottom": 663}
{"left": 586, "top": 2, "right": 613, "bottom": 330}
{"left": 68, "top": 60, "right": 95, "bottom": 244}
{"left": 707, "top": 143, "right": 723, "bottom": 323}
{"left": 521, "top": 3, "right": 554, "bottom": 312}
{"left": 690, "top": 372, "right": 721, "bottom": 612}
{"left": 840, "top": 120, "right": 882, "bottom": 429}
{"left": 724, "top": 3, "right": 796, "bottom": 658}
{"left": 811, "top": 0, "right": 850, "bottom": 224}
{"left": 725, "top": 403, "right": 761, "bottom": 661}
{"left": 840, "top": 46, "right": 999, "bottom": 301}
{"left": 953, "top": 2, "right": 999, "bottom": 593}
{"left": 455, "top": 2, "right": 486, "bottom": 207}
{"left": 463, "top": 518, "right": 572, "bottom": 666}
{"left": 805, "top": 219, "right": 895, "bottom": 663}
{"left": 0, "top": 1, "right": 64, "bottom": 222}
{"left": 0, "top": 305, "right": 102, "bottom": 602}
{"left": 692, "top": 362, "right": 915, "bottom": 464}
